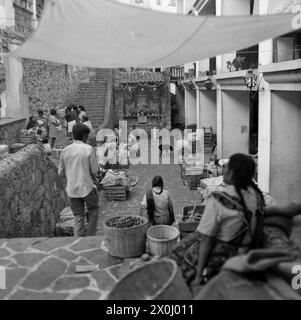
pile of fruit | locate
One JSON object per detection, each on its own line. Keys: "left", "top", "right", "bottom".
{"left": 106, "top": 216, "right": 145, "bottom": 228}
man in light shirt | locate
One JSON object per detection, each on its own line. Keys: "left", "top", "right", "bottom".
{"left": 58, "top": 123, "right": 99, "bottom": 236}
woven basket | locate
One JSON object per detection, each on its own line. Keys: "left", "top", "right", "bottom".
{"left": 147, "top": 225, "right": 179, "bottom": 257}
{"left": 107, "top": 258, "right": 192, "bottom": 300}
{"left": 104, "top": 215, "right": 149, "bottom": 258}
{"left": 103, "top": 185, "right": 128, "bottom": 201}
{"left": 19, "top": 134, "right": 36, "bottom": 144}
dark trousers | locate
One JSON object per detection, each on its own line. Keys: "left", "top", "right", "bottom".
{"left": 69, "top": 188, "right": 99, "bottom": 236}
{"left": 50, "top": 137, "right": 56, "bottom": 149}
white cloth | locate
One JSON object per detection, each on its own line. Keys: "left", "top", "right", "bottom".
{"left": 96, "top": 144, "right": 109, "bottom": 166}
{"left": 9, "top": 0, "right": 295, "bottom": 68}
{"left": 197, "top": 185, "right": 259, "bottom": 243}
{"left": 58, "top": 140, "right": 98, "bottom": 198}
{"left": 67, "top": 120, "right": 76, "bottom": 133}
{"left": 79, "top": 111, "right": 86, "bottom": 121}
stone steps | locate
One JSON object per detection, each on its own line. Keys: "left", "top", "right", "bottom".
{"left": 73, "top": 68, "right": 112, "bottom": 127}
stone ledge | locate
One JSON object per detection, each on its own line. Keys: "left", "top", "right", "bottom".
{"left": 0, "top": 117, "right": 26, "bottom": 128}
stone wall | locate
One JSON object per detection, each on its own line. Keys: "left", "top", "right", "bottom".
{"left": 22, "top": 59, "right": 89, "bottom": 114}
{"left": 0, "top": 144, "right": 68, "bottom": 238}
{"left": 0, "top": 117, "right": 26, "bottom": 145}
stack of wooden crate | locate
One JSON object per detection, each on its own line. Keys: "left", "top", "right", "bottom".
{"left": 203, "top": 127, "right": 213, "bottom": 153}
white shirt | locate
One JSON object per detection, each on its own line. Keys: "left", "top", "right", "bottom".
{"left": 197, "top": 185, "right": 259, "bottom": 243}
{"left": 58, "top": 140, "right": 98, "bottom": 198}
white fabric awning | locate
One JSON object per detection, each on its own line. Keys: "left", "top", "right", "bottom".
{"left": 9, "top": 0, "right": 296, "bottom": 68}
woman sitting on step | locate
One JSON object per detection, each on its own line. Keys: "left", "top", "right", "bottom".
{"left": 170, "top": 153, "right": 301, "bottom": 293}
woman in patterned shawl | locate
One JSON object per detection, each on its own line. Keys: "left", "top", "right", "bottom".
{"left": 171, "top": 153, "right": 301, "bottom": 293}
{"left": 171, "top": 153, "right": 267, "bottom": 292}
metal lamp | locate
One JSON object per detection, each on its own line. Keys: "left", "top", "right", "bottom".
{"left": 204, "top": 78, "right": 214, "bottom": 90}
{"left": 243, "top": 70, "right": 257, "bottom": 93}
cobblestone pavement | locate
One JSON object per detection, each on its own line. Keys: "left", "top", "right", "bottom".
{"left": 0, "top": 237, "right": 119, "bottom": 300}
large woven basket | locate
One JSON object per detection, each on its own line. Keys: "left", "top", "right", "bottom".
{"left": 147, "top": 225, "right": 179, "bottom": 257}
{"left": 107, "top": 258, "right": 192, "bottom": 300}
{"left": 104, "top": 215, "right": 149, "bottom": 258}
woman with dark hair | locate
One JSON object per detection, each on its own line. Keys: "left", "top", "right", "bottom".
{"left": 140, "top": 175, "right": 175, "bottom": 226}
{"left": 171, "top": 153, "right": 301, "bottom": 292}
{"left": 26, "top": 116, "right": 38, "bottom": 130}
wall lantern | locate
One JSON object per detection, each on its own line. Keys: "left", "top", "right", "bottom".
{"left": 243, "top": 70, "right": 257, "bottom": 94}
{"left": 204, "top": 78, "right": 213, "bottom": 90}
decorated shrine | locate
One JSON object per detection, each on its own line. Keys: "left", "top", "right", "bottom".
{"left": 113, "top": 70, "right": 171, "bottom": 134}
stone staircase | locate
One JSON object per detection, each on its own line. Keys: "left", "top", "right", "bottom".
{"left": 73, "top": 68, "right": 112, "bottom": 128}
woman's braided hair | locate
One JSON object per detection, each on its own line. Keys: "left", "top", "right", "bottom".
{"left": 228, "top": 154, "right": 265, "bottom": 222}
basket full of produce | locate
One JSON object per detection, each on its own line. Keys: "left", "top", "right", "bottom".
{"left": 104, "top": 215, "right": 149, "bottom": 258}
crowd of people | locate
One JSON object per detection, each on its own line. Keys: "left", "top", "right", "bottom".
{"left": 26, "top": 104, "right": 94, "bottom": 151}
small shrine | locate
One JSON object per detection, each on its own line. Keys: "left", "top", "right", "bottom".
{"left": 114, "top": 70, "right": 171, "bottom": 134}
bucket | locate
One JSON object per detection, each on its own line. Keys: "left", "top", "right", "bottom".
{"left": 107, "top": 258, "right": 192, "bottom": 300}
{"left": 104, "top": 215, "right": 149, "bottom": 258}
{"left": 147, "top": 225, "right": 179, "bottom": 257}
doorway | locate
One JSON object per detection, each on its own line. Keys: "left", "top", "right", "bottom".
{"left": 249, "top": 92, "right": 258, "bottom": 155}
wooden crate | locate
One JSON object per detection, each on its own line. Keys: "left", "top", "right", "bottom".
{"left": 105, "top": 162, "right": 129, "bottom": 170}
{"left": 179, "top": 205, "right": 205, "bottom": 233}
{"left": 103, "top": 185, "right": 128, "bottom": 201}
{"left": 105, "top": 155, "right": 130, "bottom": 170}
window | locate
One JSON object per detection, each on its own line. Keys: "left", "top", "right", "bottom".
{"left": 168, "top": 0, "right": 176, "bottom": 6}
{"left": 273, "top": 31, "right": 301, "bottom": 63}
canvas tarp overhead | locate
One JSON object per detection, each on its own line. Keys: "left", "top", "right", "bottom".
{"left": 9, "top": 0, "right": 297, "bottom": 68}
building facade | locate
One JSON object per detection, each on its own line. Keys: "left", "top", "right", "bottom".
{"left": 176, "top": 0, "right": 301, "bottom": 203}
